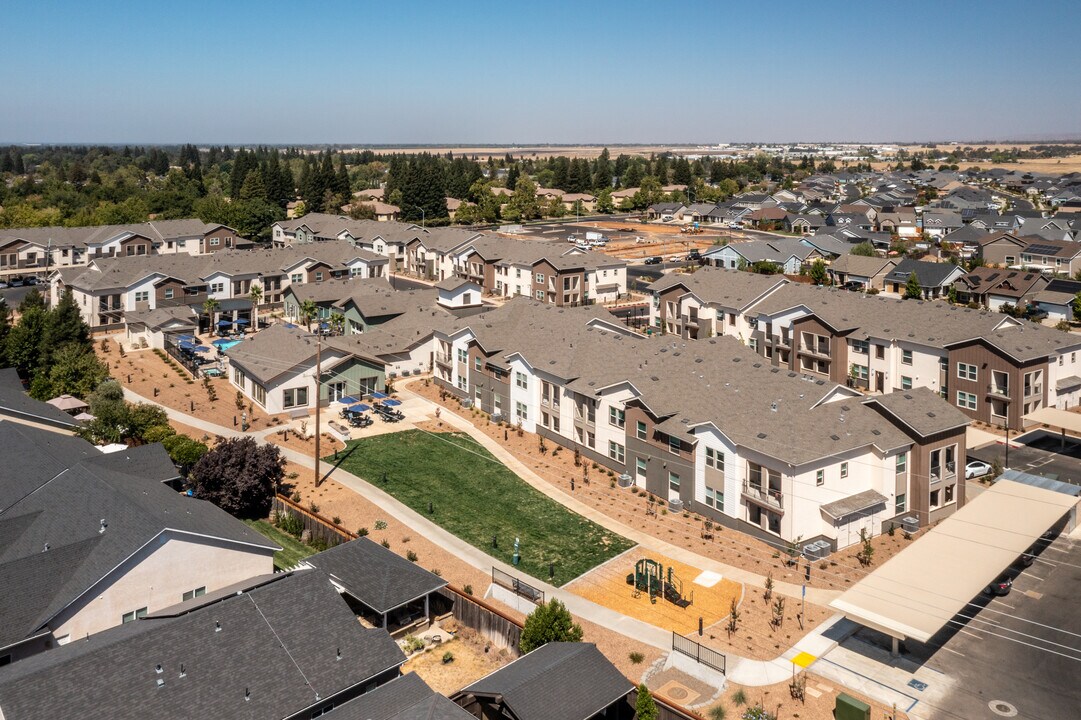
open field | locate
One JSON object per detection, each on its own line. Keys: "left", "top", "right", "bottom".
{"left": 567, "top": 552, "right": 742, "bottom": 635}
{"left": 327, "top": 429, "right": 635, "bottom": 585}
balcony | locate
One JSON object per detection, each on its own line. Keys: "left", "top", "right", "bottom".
{"left": 929, "top": 462, "right": 956, "bottom": 484}
{"left": 986, "top": 383, "right": 1010, "bottom": 399}
{"left": 774, "top": 334, "right": 791, "bottom": 349}
{"left": 742, "top": 481, "right": 785, "bottom": 512}
{"left": 1024, "top": 384, "right": 1042, "bottom": 398}
{"left": 681, "top": 314, "right": 699, "bottom": 328}
{"left": 435, "top": 352, "right": 453, "bottom": 367}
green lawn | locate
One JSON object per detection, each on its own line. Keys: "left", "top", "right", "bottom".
{"left": 244, "top": 519, "right": 317, "bottom": 570}
{"left": 328, "top": 430, "right": 634, "bottom": 586}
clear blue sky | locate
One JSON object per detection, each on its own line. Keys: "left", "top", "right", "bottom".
{"left": 2, "top": 0, "right": 1079, "bottom": 144}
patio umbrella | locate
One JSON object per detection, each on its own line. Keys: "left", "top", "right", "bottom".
{"left": 73, "top": 412, "right": 96, "bottom": 422}
{"left": 192, "top": 346, "right": 211, "bottom": 353}
{"left": 284, "top": 323, "right": 297, "bottom": 329}
{"left": 217, "top": 319, "right": 234, "bottom": 327}
{"left": 319, "top": 322, "right": 329, "bottom": 330}
{"left": 381, "top": 398, "right": 402, "bottom": 407}
{"left": 235, "top": 318, "right": 250, "bottom": 325}
{"left": 178, "top": 340, "right": 195, "bottom": 348}
{"left": 370, "top": 391, "right": 388, "bottom": 400}
{"left": 338, "top": 395, "right": 360, "bottom": 404}
{"left": 176, "top": 335, "right": 197, "bottom": 343}
{"left": 347, "top": 403, "right": 371, "bottom": 413}
{"left": 47, "top": 395, "right": 88, "bottom": 412}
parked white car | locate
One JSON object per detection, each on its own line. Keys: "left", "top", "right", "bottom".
{"left": 965, "top": 460, "right": 992, "bottom": 479}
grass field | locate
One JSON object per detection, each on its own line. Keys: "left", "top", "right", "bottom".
{"left": 244, "top": 519, "right": 317, "bottom": 570}
{"left": 328, "top": 430, "right": 635, "bottom": 586}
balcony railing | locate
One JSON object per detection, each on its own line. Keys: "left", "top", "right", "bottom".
{"left": 742, "top": 481, "right": 784, "bottom": 512}
{"left": 681, "top": 314, "right": 699, "bottom": 328}
{"left": 434, "top": 352, "right": 453, "bottom": 366}
{"left": 986, "top": 383, "right": 1010, "bottom": 399}
{"left": 1024, "top": 384, "right": 1042, "bottom": 398}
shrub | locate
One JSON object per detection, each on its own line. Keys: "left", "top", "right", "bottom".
{"left": 403, "top": 635, "right": 424, "bottom": 654}
{"left": 331, "top": 515, "right": 341, "bottom": 526}
{"left": 629, "top": 651, "right": 645, "bottom": 664}
{"left": 357, "top": 527, "right": 369, "bottom": 536}
{"left": 406, "top": 550, "right": 418, "bottom": 562}
{"left": 442, "top": 650, "right": 455, "bottom": 664}
{"left": 291, "top": 491, "right": 302, "bottom": 503}
{"left": 520, "top": 599, "right": 583, "bottom": 653}
{"left": 374, "top": 520, "right": 388, "bottom": 530}
{"left": 740, "top": 705, "right": 776, "bottom": 720}
{"left": 464, "top": 584, "right": 473, "bottom": 596}
{"left": 277, "top": 512, "right": 304, "bottom": 538}
{"left": 635, "top": 685, "right": 658, "bottom": 720}
{"left": 709, "top": 707, "right": 727, "bottom": 720}
{"left": 381, "top": 539, "right": 390, "bottom": 548}
{"left": 732, "top": 689, "right": 747, "bottom": 706}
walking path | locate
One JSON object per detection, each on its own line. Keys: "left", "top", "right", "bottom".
{"left": 126, "top": 384, "right": 847, "bottom": 686}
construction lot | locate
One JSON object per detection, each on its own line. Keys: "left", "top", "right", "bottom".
{"left": 566, "top": 551, "right": 742, "bottom": 635}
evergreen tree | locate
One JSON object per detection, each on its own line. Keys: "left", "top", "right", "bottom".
{"left": 672, "top": 157, "right": 693, "bottom": 186}
{"left": 0, "top": 300, "right": 9, "bottom": 365}
{"left": 623, "top": 161, "right": 643, "bottom": 189}
{"left": 519, "top": 599, "right": 583, "bottom": 652}
{"left": 634, "top": 686, "right": 658, "bottom": 720}
{"left": 5, "top": 304, "right": 47, "bottom": 378}
{"left": 335, "top": 158, "right": 351, "bottom": 198}
{"left": 506, "top": 164, "right": 520, "bottom": 191}
{"left": 592, "top": 148, "right": 612, "bottom": 190}
{"left": 904, "top": 272, "right": 923, "bottom": 299}
{"left": 239, "top": 168, "right": 267, "bottom": 201}
{"left": 13, "top": 152, "right": 25, "bottom": 174}
{"left": 653, "top": 156, "right": 668, "bottom": 183}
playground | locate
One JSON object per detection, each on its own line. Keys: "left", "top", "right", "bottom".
{"left": 566, "top": 552, "right": 743, "bottom": 635}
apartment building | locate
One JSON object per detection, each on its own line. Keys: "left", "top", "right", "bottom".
{"left": 650, "top": 268, "right": 1081, "bottom": 429}
{"left": 432, "top": 298, "right": 969, "bottom": 549}
{"left": 52, "top": 243, "right": 388, "bottom": 329}
{"left": 0, "top": 220, "right": 244, "bottom": 280}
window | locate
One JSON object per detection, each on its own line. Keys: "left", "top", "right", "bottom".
{"left": 875, "top": 344, "right": 885, "bottom": 360}
{"left": 164, "top": 288, "right": 174, "bottom": 300}
{"left": 895, "top": 493, "right": 906, "bottom": 514}
{"left": 283, "top": 387, "right": 309, "bottom": 409}
{"left": 957, "top": 362, "right": 977, "bottom": 381}
{"left": 253, "top": 383, "right": 267, "bottom": 407}
{"left": 636, "top": 457, "right": 647, "bottom": 479}
{"left": 896, "top": 452, "right": 907, "bottom": 473}
{"left": 457, "top": 375, "right": 467, "bottom": 391}
{"left": 608, "top": 441, "right": 625, "bottom": 463}
{"left": 945, "top": 484, "right": 955, "bottom": 503}
{"left": 515, "top": 372, "right": 528, "bottom": 390}
{"left": 182, "top": 587, "right": 206, "bottom": 602}
{"left": 957, "top": 391, "right": 977, "bottom": 410}
{"left": 515, "top": 401, "right": 528, "bottom": 422}
{"left": 122, "top": 607, "right": 148, "bottom": 624}
{"left": 705, "top": 448, "right": 724, "bottom": 471}
{"left": 134, "top": 291, "right": 149, "bottom": 303}
{"left": 609, "top": 406, "right": 625, "bottom": 428}
{"left": 705, "top": 486, "right": 724, "bottom": 511}
{"left": 668, "top": 436, "right": 680, "bottom": 454}
{"left": 233, "top": 367, "right": 246, "bottom": 388}
{"left": 901, "top": 349, "right": 912, "bottom": 365}
{"left": 840, "top": 462, "right": 848, "bottom": 478}
{"left": 210, "top": 282, "right": 224, "bottom": 294}
{"left": 290, "top": 272, "right": 303, "bottom": 284}
{"left": 474, "top": 356, "right": 482, "bottom": 372}
{"left": 535, "top": 273, "right": 544, "bottom": 284}
{"left": 314, "top": 271, "right": 324, "bottom": 282}
{"left": 535, "top": 290, "right": 545, "bottom": 300}
{"left": 586, "top": 430, "right": 595, "bottom": 448}
{"left": 816, "top": 469, "right": 824, "bottom": 486}
{"left": 209, "top": 237, "right": 220, "bottom": 246}
{"left": 901, "top": 376, "right": 913, "bottom": 390}
{"left": 668, "top": 472, "right": 680, "bottom": 492}
{"left": 851, "top": 340, "right": 868, "bottom": 354}
{"left": 457, "top": 348, "right": 468, "bottom": 364}
{"left": 930, "top": 489, "right": 941, "bottom": 509}
{"left": 636, "top": 420, "right": 647, "bottom": 440}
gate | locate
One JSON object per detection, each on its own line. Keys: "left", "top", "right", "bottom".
{"left": 671, "top": 631, "right": 726, "bottom": 674}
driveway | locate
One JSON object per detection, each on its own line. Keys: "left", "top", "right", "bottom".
{"left": 968, "top": 432, "right": 1081, "bottom": 485}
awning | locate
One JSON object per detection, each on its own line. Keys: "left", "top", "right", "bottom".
{"left": 1056, "top": 375, "right": 1081, "bottom": 391}
{"left": 830, "top": 480, "right": 1078, "bottom": 642}
{"left": 820, "top": 489, "right": 888, "bottom": 520}
{"left": 1024, "top": 406, "right": 1081, "bottom": 435}
{"left": 596, "top": 284, "right": 620, "bottom": 293}
{"left": 47, "top": 395, "right": 88, "bottom": 412}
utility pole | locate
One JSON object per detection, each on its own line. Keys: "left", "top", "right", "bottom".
{"left": 314, "top": 333, "right": 323, "bottom": 487}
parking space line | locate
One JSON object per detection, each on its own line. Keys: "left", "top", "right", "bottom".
{"left": 990, "top": 599, "right": 1016, "bottom": 609}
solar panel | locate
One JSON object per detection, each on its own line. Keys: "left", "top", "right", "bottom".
{"left": 1027, "top": 244, "right": 1063, "bottom": 256}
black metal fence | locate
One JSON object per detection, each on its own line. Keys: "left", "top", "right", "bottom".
{"left": 671, "top": 631, "right": 726, "bottom": 674}
{"left": 491, "top": 568, "right": 545, "bottom": 605}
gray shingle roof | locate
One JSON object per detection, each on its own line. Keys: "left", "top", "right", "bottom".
{"left": 334, "top": 673, "right": 473, "bottom": 720}
{"left": 304, "top": 538, "right": 446, "bottom": 614}
{"left": 0, "top": 569, "right": 405, "bottom": 720}
{"left": 884, "top": 258, "right": 962, "bottom": 288}
{"left": 820, "top": 489, "right": 889, "bottom": 520}
{"left": 862, "top": 388, "right": 971, "bottom": 438}
{"left": 225, "top": 323, "right": 320, "bottom": 384}
{"left": 462, "top": 643, "right": 631, "bottom": 720}
{"left": 647, "top": 267, "right": 788, "bottom": 311}
{"left": 0, "top": 368, "right": 79, "bottom": 429}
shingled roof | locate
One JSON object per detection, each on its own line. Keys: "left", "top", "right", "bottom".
{"left": 303, "top": 539, "right": 446, "bottom": 614}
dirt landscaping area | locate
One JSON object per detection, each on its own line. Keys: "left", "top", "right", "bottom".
{"left": 408, "top": 379, "right": 925, "bottom": 594}
{"left": 701, "top": 675, "right": 909, "bottom": 720}
{"left": 97, "top": 339, "right": 289, "bottom": 433}
{"left": 567, "top": 552, "right": 742, "bottom": 636}
{"left": 402, "top": 623, "right": 513, "bottom": 695}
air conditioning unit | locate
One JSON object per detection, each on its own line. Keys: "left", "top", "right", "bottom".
{"left": 815, "top": 539, "right": 832, "bottom": 559}
{"left": 668, "top": 498, "right": 684, "bottom": 513}
{"left": 901, "top": 516, "right": 919, "bottom": 533}
{"left": 803, "top": 543, "right": 822, "bottom": 560}
{"left": 618, "top": 473, "right": 633, "bottom": 488}
{"left": 461, "top": 398, "right": 474, "bottom": 409}
{"left": 491, "top": 412, "right": 503, "bottom": 423}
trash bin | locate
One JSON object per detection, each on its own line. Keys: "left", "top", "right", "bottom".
{"left": 834, "top": 692, "right": 870, "bottom": 720}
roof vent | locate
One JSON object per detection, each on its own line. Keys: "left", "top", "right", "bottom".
{"left": 695, "top": 358, "right": 703, "bottom": 363}
{"left": 157, "top": 679, "right": 165, "bottom": 689}
{"left": 927, "top": 412, "right": 936, "bottom": 418}
{"left": 841, "top": 405, "right": 850, "bottom": 411}
{"left": 757, "top": 432, "right": 768, "bottom": 439}
{"left": 753, "top": 363, "right": 762, "bottom": 368}
{"left": 336, "top": 647, "right": 342, "bottom": 661}
{"left": 179, "top": 664, "right": 186, "bottom": 678}
{"left": 245, "top": 688, "right": 251, "bottom": 702}
{"left": 156, "top": 664, "right": 163, "bottom": 674}
{"left": 830, "top": 434, "right": 840, "bottom": 441}
{"left": 770, "top": 402, "right": 778, "bottom": 412}
{"left": 871, "top": 429, "right": 881, "bottom": 436}
{"left": 732, "top": 357, "right": 741, "bottom": 363}
{"left": 99, "top": 519, "right": 107, "bottom": 534}
{"left": 42, "top": 543, "right": 50, "bottom": 552}
{"left": 903, "top": 394, "right": 913, "bottom": 400}
{"left": 215, "top": 620, "right": 222, "bottom": 633}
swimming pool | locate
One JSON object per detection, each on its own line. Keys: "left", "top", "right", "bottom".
{"left": 214, "top": 339, "right": 243, "bottom": 351}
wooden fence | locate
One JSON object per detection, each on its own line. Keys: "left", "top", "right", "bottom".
{"left": 435, "top": 585, "right": 523, "bottom": 652}
{"left": 271, "top": 494, "right": 355, "bottom": 549}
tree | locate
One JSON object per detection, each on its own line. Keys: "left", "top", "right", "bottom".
{"left": 1072, "top": 291, "right": 1081, "bottom": 323}
{"left": 635, "top": 685, "right": 658, "bottom": 720}
{"left": 300, "top": 299, "right": 318, "bottom": 332}
{"left": 188, "top": 437, "right": 285, "bottom": 518}
{"left": 503, "top": 176, "right": 541, "bottom": 222}
{"left": 596, "top": 188, "right": 614, "bottom": 214}
{"left": 203, "top": 297, "right": 221, "bottom": 331}
{"left": 519, "top": 599, "right": 583, "bottom": 652}
{"left": 162, "top": 434, "right": 209, "bottom": 474}
{"left": 808, "top": 259, "right": 828, "bottom": 285}
{"left": 4, "top": 303, "right": 47, "bottom": 378}
{"left": 904, "top": 272, "right": 923, "bottom": 300}
{"left": 0, "top": 300, "right": 9, "bottom": 365}
{"left": 850, "top": 241, "right": 876, "bottom": 257}
{"left": 28, "top": 344, "right": 109, "bottom": 400}
{"left": 249, "top": 284, "right": 263, "bottom": 330}
{"left": 42, "top": 289, "right": 90, "bottom": 364}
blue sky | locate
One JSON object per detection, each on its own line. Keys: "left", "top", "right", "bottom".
{"left": 1, "top": 0, "right": 1079, "bottom": 144}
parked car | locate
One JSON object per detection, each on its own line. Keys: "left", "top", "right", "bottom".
{"left": 7, "top": 277, "right": 24, "bottom": 287}
{"left": 841, "top": 281, "right": 864, "bottom": 292}
{"left": 965, "top": 460, "right": 992, "bottom": 479}
{"left": 644, "top": 256, "right": 662, "bottom": 265}
{"left": 1024, "top": 306, "right": 1048, "bottom": 322}
{"left": 984, "top": 574, "right": 1012, "bottom": 596}
{"left": 728, "top": 222, "right": 743, "bottom": 229}
{"left": 23, "top": 277, "right": 38, "bottom": 285}
{"left": 686, "top": 249, "right": 702, "bottom": 262}
{"left": 0, "top": 281, "right": 9, "bottom": 290}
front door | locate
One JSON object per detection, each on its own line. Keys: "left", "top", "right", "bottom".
{"left": 875, "top": 371, "right": 884, "bottom": 393}
{"left": 328, "top": 382, "right": 346, "bottom": 402}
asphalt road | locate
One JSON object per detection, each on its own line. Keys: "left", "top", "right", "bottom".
{"left": 968, "top": 431, "right": 1081, "bottom": 486}
{"left": 916, "top": 530, "right": 1081, "bottom": 720}
{"left": 0, "top": 283, "right": 38, "bottom": 308}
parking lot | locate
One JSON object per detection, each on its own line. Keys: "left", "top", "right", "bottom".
{"left": 968, "top": 429, "right": 1081, "bottom": 486}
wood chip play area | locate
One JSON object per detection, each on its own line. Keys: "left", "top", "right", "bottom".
{"left": 566, "top": 551, "right": 742, "bottom": 635}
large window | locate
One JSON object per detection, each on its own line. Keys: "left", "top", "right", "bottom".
{"left": 957, "top": 391, "right": 977, "bottom": 410}
{"left": 515, "top": 401, "right": 528, "bottom": 422}
{"left": 957, "top": 362, "right": 977, "bottom": 381}
{"left": 705, "top": 486, "right": 724, "bottom": 511}
{"left": 636, "top": 420, "right": 647, "bottom": 440}
{"left": 608, "top": 441, "right": 625, "bottom": 463}
{"left": 609, "top": 406, "right": 625, "bottom": 428}
{"left": 182, "top": 587, "right": 206, "bottom": 602}
{"left": 122, "top": 607, "right": 148, "bottom": 624}
{"left": 896, "top": 452, "right": 907, "bottom": 473}
{"left": 233, "top": 367, "right": 246, "bottom": 389}
{"left": 901, "top": 349, "right": 913, "bottom": 365}
{"left": 253, "top": 383, "right": 267, "bottom": 407}
{"left": 705, "top": 447, "right": 724, "bottom": 471}
{"left": 840, "top": 462, "right": 848, "bottom": 479}
{"left": 901, "top": 376, "right": 913, "bottom": 390}
{"left": 515, "top": 372, "right": 528, "bottom": 389}
{"left": 283, "top": 387, "right": 309, "bottom": 409}
{"left": 636, "top": 457, "right": 647, "bottom": 479}
{"left": 668, "top": 436, "right": 680, "bottom": 454}
{"left": 668, "top": 472, "right": 680, "bottom": 492}
{"left": 851, "top": 340, "right": 869, "bottom": 354}
{"left": 134, "top": 291, "right": 149, "bottom": 303}
{"left": 895, "top": 494, "right": 906, "bottom": 514}
{"left": 457, "top": 348, "right": 468, "bottom": 364}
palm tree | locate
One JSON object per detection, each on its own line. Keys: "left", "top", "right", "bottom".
{"left": 202, "top": 297, "right": 221, "bottom": 334}
{"left": 329, "top": 312, "right": 345, "bottom": 336}
{"left": 248, "top": 284, "right": 263, "bottom": 330}
{"left": 299, "top": 299, "right": 318, "bottom": 332}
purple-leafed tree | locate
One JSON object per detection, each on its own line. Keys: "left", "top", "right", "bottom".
{"left": 189, "top": 437, "right": 284, "bottom": 519}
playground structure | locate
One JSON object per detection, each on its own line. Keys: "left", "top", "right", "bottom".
{"left": 626, "top": 558, "right": 692, "bottom": 608}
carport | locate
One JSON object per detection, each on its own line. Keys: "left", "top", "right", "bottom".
{"left": 1024, "top": 405, "right": 1081, "bottom": 439}
{"left": 830, "top": 479, "right": 1078, "bottom": 655}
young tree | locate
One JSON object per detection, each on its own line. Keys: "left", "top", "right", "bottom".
{"left": 248, "top": 284, "right": 263, "bottom": 330}
{"left": 4, "top": 303, "right": 47, "bottom": 378}
{"left": 161, "top": 434, "right": 209, "bottom": 475}
{"left": 596, "top": 188, "right": 614, "bottom": 214}
{"left": 1073, "top": 291, "right": 1081, "bottom": 323}
{"left": 904, "top": 272, "right": 923, "bottom": 300}
{"left": 300, "top": 299, "right": 318, "bottom": 332}
{"left": 188, "top": 437, "right": 285, "bottom": 518}
{"left": 504, "top": 176, "right": 541, "bottom": 221}
{"left": 850, "top": 241, "right": 876, "bottom": 257}
{"left": 808, "top": 259, "right": 828, "bottom": 286}
{"left": 635, "top": 685, "right": 658, "bottom": 720}
{"left": 519, "top": 599, "right": 583, "bottom": 652}
{"left": 0, "top": 299, "right": 10, "bottom": 365}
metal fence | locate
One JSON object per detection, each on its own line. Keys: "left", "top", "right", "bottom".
{"left": 671, "top": 631, "right": 726, "bottom": 675}
{"left": 491, "top": 568, "right": 545, "bottom": 605}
